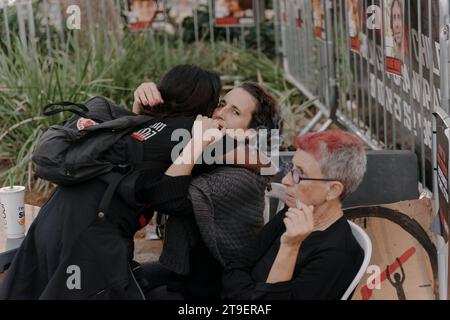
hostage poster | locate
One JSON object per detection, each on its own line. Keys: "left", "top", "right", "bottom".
{"left": 348, "top": 0, "right": 441, "bottom": 189}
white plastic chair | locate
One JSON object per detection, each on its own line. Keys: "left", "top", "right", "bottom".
{"left": 263, "top": 183, "right": 286, "bottom": 224}
{"left": 341, "top": 220, "right": 373, "bottom": 300}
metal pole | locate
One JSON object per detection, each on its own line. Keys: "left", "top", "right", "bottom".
{"left": 255, "top": 0, "right": 261, "bottom": 54}
{"left": 43, "top": 0, "right": 52, "bottom": 57}
{"left": 408, "top": 0, "right": 415, "bottom": 153}
{"left": 58, "top": 0, "right": 66, "bottom": 45}
{"left": 115, "top": 0, "right": 124, "bottom": 49}
{"left": 25, "top": 0, "right": 36, "bottom": 53}
{"left": 324, "top": 0, "right": 336, "bottom": 114}
{"left": 437, "top": 0, "right": 450, "bottom": 300}
{"left": 240, "top": 25, "right": 246, "bottom": 50}
{"left": 374, "top": 0, "right": 380, "bottom": 145}
{"left": 343, "top": 0, "right": 353, "bottom": 121}
{"left": 193, "top": 0, "right": 199, "bottom": 44}
{"left": 16, "top": 0, "right": 28, "bottom": 52}
{"left": 440, "top": 0, "right": 450, "bottom": 114}
{"left": 367, "top": 0, "right": 374, "bottom": 139}
{"left": 273, "top": 0, "right": 281, "bottom": 69}
{"left": 101, "top": 0, "right": 110, "bottom": 54}
{"left": 380, "top": 0, "right": 388, "bottom": 147}
{"left": 208, "top": 0, "right": 215, "bottom": 51}
{"left": 85, "top": 0, "right": 96, "bottom": 56}
{"left": 305, "top": 0, "right": 314, "bottom": 91}
{"left": 418, "top": 0, "right": 426, "bottom": 186}
{"left": 162, "top": 0, "right": 169, "bottom": 68}
{"left": 2, "top": 3, "right": 11, "bottom": 51}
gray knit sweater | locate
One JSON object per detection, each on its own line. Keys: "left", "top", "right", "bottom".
{"left": 159, "top": 166, "right": 268, "bottom": 275}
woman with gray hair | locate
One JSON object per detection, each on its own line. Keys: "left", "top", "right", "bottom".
{"left": 222, "top": 130, "right": 366, "bottom": 300}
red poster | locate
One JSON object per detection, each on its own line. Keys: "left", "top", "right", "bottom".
{"left": 214, "top": 0, "right": 256, "bottom": 27}
{"left": 347, "top": 0, "right": 362, "bottom": 53}
{"left": 312, "top": 0, "right": 325, "bottom": 41}
{"left": 384, "top": 0, "right": 405, "bottom": 76}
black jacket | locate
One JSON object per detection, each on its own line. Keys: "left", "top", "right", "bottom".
{"left": 0, "top": 116, "right": 196, "bottom": 299}
{"left": 222, "top": 208, "right": 364, "bottom": 300}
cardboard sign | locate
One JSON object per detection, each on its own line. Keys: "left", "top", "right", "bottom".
{"left": 345, "top": 199, "right": 437, "bottom": 300}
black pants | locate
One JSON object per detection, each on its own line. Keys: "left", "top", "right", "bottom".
{"left": 140, "top": 262, "right": 184, "bottom": 300}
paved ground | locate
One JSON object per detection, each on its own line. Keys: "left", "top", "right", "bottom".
{"left": 0, "top": 232, "right": 163, "bottom": 281}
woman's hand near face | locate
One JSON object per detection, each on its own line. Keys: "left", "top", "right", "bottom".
{"left": 166, "top": 116, "right": 223, "bottom": 177}
{"left": 191, "top": 115, "right": 225, "bottom": 151}
{"left": 280, "top": 204, "right": 315, "bottom": 248}
{"left": 266, "top": 204, "right": 315, "bottom": 284}
{"left": 132, "top": 82, "right": 164, "bottom": 114}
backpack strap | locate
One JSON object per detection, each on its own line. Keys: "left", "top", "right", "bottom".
{"left": 97, "top": 164, "right": 133, "bottom": 219}
{"left": 43, "top": 101, "right": 104, "bottom": 123}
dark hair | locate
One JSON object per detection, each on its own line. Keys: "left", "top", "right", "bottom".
{"left": 238, "top": 81, "right": 282, "bottom": 133}
{"left": 144, "top": 64, "right": 221, "bottom": 117}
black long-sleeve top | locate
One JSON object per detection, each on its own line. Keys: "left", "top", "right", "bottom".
{"left": 222, "top": 207, "right": 364, "bottom": 300}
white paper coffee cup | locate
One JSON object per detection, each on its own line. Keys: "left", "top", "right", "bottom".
{"left": 0, "top": 186, "right": 26, "bottom": 239}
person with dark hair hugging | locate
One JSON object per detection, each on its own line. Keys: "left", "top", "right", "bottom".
{"left": 0, "top": 64, "right": 223, "bottom": 300}
{"left": 222, "top": 130, "right": 366, "bottom": 300}
{"left": 133, "top": 80, "right": 282, "bottom": 300}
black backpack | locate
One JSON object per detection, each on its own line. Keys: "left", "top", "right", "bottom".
{"left": 33, "top": 96, "right": 155, "bottom": 216}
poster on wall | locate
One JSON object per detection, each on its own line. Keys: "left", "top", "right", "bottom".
{"left": 127, "top": 0, "right": 158, "bottom": 30}
{"left": 348, "top": 0, "right": 438, "bottom": 189}
{"left": 312, "top": 0, "right": 325, "bottom": 41}
{"left": 384, "top": 0, "right": 405, "bottom": 75}
{"left": 347, "top": 0, "right": 362, "bottom": 53}
{"left": 151, "top": 1, "right": 170, "bottom": 31}
{"left": 167, "top": 0, "right": 199, "bottom": 24}
{"left": 127, "top": 0, "right": 174, "bottom": 32}
{"left": 214, "top": 0, "right": 256, "bottom": 27}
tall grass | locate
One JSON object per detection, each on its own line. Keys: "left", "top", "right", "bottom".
{"left": 0, "top": 31, "right": 313, "bottom": 193}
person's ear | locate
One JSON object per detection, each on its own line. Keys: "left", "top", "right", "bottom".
{"left": 326, "top": 181, "right": 344, "bottom": 201}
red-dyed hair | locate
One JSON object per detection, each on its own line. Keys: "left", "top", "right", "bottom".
{"left": 294, "top": 130, "right": 365, "bottom": 160}
{"left": 293, "top": 130, "right": 367, "bottom": 199}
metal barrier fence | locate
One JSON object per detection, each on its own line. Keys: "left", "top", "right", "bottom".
{"left": 0, "top": 0, "right": 273, "bottom": 60}
{"left": 279, "top": 0, "right": 449, "bottom": 188}
{"left": 278, "top": 0, "right": 450, "bottom": 300}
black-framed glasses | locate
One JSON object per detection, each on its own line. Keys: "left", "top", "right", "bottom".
{"left": 286, "top": 163, "right": 337, "bottom": 185}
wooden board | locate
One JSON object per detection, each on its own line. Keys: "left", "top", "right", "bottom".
{"left": 346, "top": 199, "right": 437, "bottom": 300}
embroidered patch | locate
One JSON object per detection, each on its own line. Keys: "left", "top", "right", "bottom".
{"left": 76, "top": 117, "right": 98, "bottom": 130}
{"left": 131, "top": 122, "right": 167, "bottom": 142}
